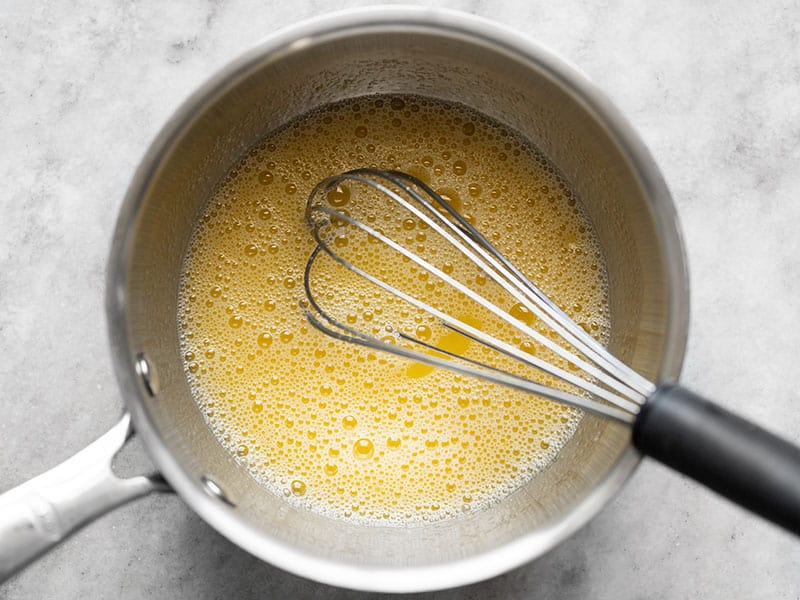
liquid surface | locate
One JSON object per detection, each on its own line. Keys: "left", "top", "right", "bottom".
{"left": 178, "top": 95, "right": 610, "bottom": 523}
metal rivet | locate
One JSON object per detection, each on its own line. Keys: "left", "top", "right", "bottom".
{"left": 201, "top": 475, "right": 235, "bottom": 506}
{"left": 134, "top": 352, "right": 157, "bottom": 397}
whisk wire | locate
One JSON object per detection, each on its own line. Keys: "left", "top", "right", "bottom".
{"left": 304, "top": 169, "right": 655, "bottom": 422}
{"left": 378, "top": 169, "right": 654, "bottom": 398}
{"left": 307, "top": 173, "right": 623, "bottom": 392}
{"left": 303, "top": 247, "right": 635, "bottom": 424}
{"left": 393, "top": 171, "right": 655, "bottom": 397}
{"left": 308, "top": 200, "right": 642, "bottom": 414}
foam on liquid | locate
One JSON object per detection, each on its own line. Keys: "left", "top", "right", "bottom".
{"left": 178, "top": 95, "right": 610, "bottom": 524}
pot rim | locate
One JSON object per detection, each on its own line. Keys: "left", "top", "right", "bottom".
{"left": 106, "top": 5, "right": 690, "bottom": 593}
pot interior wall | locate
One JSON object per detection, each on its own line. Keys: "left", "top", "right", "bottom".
{"left": 121, "top": 26, "right": 671, "bottom": 568}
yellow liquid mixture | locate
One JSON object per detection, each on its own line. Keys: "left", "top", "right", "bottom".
{"left": 178, "top": 95, "right": 610, "bottom": 523}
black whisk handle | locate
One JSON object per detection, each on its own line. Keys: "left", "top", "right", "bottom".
{"left": 632, "top": 384, "right": 800, "bottom": 535}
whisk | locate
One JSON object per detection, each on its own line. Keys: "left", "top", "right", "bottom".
{"left": 303, "top": 168, "right": 800, "bottom": 534}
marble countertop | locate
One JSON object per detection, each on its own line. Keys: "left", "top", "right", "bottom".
{"left": 1, "top": 1, "right": 799, "bottom": 598}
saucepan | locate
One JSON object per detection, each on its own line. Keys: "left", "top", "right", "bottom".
{"left": 0, "top": 7, "right": 692, "bottom": 592}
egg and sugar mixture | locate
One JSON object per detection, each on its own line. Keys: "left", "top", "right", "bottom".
{"left": 178, "top": 95, "right": 609, "bottom": 523}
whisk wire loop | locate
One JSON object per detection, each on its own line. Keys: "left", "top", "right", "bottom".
{"left": 384, "top": 170, "right": 655, "bottom": 398}
{"left": 304, "top": 169, "right": 655, "bottom": 423}
{"left": 308, "top": 196, "right": 641, "bottom": 414}
{"left": 303, "top": 248, "right": 635, "bottom": 424}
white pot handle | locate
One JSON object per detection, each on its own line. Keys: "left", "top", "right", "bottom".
{"left": 0, "top": 412, "right": 169, "bottom": 582}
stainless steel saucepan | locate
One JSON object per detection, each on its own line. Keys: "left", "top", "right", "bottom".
{"left": 0, "top": 7, "right": 690, "bottom": 592}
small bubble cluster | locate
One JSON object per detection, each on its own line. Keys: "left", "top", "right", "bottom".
{"left": 177, "top": 94, "right": 611, "bottom": 524}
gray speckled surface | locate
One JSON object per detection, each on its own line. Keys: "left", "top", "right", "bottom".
{"left": 1, "top": 1, "right": 799, "bottom": 598}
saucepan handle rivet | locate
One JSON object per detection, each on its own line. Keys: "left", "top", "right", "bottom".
{"left": 134, "top": 353, "right": 157, "bottom": 397}
{"left": 201, "top": 475, "right": 235, "bottom": 507}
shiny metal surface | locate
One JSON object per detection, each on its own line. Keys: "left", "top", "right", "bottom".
{"left": 41, "top": 6, "right": 686, "bottom": 592}
{"left": 0, "top": 413, "right": 167, "bottom": 582}
{"left": 200, "top": 476, "right": 235, "bottom": 507}
{"left": 134, "top": 352, "right": 157, "bottom": 397}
